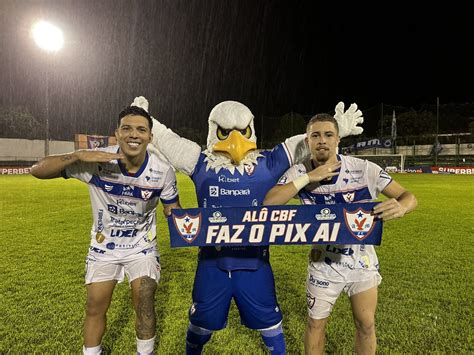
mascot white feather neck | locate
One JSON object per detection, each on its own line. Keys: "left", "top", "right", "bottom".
{"left": 203, "top": 101, "right": 263, "bottom": 175}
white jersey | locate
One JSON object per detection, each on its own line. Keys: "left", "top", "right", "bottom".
{"left": 63, "top": 145, "right": 178, "bottom": 262}
{"left": 279, "top": 154, "right": 392, "bottom": 282}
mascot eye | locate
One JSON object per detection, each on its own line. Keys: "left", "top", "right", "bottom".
{"left": 217, "top": 127, "right": 231, "bottom": 140}
{"left": 240, "top": 126, "right": 252, "bottom": 139}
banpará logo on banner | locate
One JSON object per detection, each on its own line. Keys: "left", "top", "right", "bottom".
{"left": 343, "top": 208, "right": 375, "bottom": 240}
{"left": 172, "top": 213, "right": 202, "bottom": 243}
{"left": 315, "top": 208, "right": 336, "bottom": 221}
{"left": 208, "top": 211, "right": 227, "bottom": 223}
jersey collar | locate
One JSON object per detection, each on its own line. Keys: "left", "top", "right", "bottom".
{"left": 117, "top": 148, "right": 149, "bottom": 178}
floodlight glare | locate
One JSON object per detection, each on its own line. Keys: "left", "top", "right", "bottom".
{"left": 32, "top": 21, "right": 64, "bottom": 52}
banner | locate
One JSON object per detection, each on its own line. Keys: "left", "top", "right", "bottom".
{"left": 341, "top": 138, "right": 392, "bottom": 154}
{"left": 87, "top": 135, "right": 109, "bottom": 149}
{"left": 168, "top": 203, "right": 383, "bottom": 248}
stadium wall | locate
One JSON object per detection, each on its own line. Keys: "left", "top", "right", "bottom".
{"left": 0, "top": 138, "right": 74, "bottom": 162}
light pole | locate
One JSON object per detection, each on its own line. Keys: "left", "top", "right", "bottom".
{"left": 31, "top": 20, "right": 63, "bottom": 157}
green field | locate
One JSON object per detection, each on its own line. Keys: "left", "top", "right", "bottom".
{"left": 1, "top": 173, "right": 473, "bottom": 353}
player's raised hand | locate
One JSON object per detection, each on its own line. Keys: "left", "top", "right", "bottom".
{"left": 307, "top": 161, "right": 341, "bottom": 183}
{"left": 334, "top": 102, "right": 364, "bottom": 138}
{"left": 74, "top": 150, "right": 124, "bottom": 163}
{"left": 373, "top": 198, "right": 407, "bottom": 221}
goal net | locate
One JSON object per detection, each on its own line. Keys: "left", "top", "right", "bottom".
{"left": 349, "top": 154, "right": 405, "bottom": 172}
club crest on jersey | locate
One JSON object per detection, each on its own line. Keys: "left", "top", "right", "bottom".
{"left": 244, "top": 164, "right": 255, "bottom": 175}
{"left": 343, "top": 208, "right": 375, "bottom": 241}
{"left": 172, "top": 213, "right": 202, "bottom": 244}
{"left": 342, "top": 192, "right": 355, "bottom": 202}
{"left": 141, "top": 189, "right": 153, "bottom": 200}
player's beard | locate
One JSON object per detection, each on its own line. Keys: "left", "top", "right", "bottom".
{"left": 313, "top": 149, "right": 330, "bottom": 164}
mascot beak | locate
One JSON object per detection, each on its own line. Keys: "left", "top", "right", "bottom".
{"left": 213, "top": 130, "right": 257, "bottom": 164}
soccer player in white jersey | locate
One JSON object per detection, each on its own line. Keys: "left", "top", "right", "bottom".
{"left": 263, "top": 113, "right": 417, "bottom": 355}
{"left": 31, "top": 104, "right": 180, "bottom": 355}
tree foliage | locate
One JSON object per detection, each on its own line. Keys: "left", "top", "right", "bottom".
{"left": 0, "top": 106, "right": 43, "bottom": 139}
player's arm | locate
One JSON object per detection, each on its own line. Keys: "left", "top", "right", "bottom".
{"left": 264, "top": 161, "right": 341, "bottom": 205}
{"left": 373, "top": 180, "right": 417, "bottom": 221}
{"left": 162, "top": 200, "right": 181, "bottom": 217}
{"left": 31, "top": 150, "right": 124, "bottom": 179}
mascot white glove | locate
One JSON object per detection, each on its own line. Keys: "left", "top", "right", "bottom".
{"left": 131, "top": 96, "right": 149, "bottom": 112}
{"left": 334, "top": 102, "right": 364, "bottom": 138}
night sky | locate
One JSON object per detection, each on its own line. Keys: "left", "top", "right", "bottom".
{"left": 0, "top": 1, "right": 472, "bottom": 141}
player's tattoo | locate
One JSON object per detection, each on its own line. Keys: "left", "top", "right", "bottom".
{"left": 136, "top": 277, "right": 156, "bottom": 339}
{"left": 60, "top": 155, "right": 73, "bottom": 161}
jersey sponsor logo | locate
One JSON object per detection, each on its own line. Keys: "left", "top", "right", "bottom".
{"left": 209, "top": 186, "right": 251, "bottom": 197}
{"left": 90, "top": 246, "right": 106, "bottom": 254}
{"left": 108, "top": 204, "right": 144, "bottom": 217}
{"left": 315, "top": 208, "right": 336, "bottom": 221}
{"left": 106, "top": 242, "right": 115, "bottom": 250}
{"left": 110, "top": 216, "right": 139, "bottom": 228}
{"left": 104, "top": 184, "right": 114, "bottom": 192}
{"left": 110, "top": 229, "right": 138, "bottom": 238}
{"left": 116, "top": 199, "right": 136, "bottom": 207}
{"left": 326, "top": 245, "right": 354, "bottom": 256}
{"left": 208, "top": 211, "right": 227, "bottom": 223}
{"left": 342, "top": 192, "right": 355, "bottom": 202}
{"left": 343, "top": 208, "right": 376, "bottom": 241}
{"left": 97, "top": 209, "right": 104, "bottom": 232}
{"left": 172, "top": 213, "right": 202, "bottom": 243}
{"left": 218, "top": 175, "right": 240, "bottom": 183}
{"left": 220, "top": 188, "right": 250, "bottom": 196}
{"left": 209, "top": 186, "right": 219, "bottom": 197}
{"left": 148, "top": 168, "right": 163, "bottom": 175}
{"left": 121, "top": 185, "right": 135, "bottom": 196}
{"left": 309, "top": 274, "right": 330, "bottom": 288}
{"left": 108, "top": 204, "right": 118, "bottom": 214}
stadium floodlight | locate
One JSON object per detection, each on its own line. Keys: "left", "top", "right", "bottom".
{"left": 31, "top": 21, "right": 64, "bottom": 53}
{"left": 31, "top": 20, "right": 64, "bottom": 156}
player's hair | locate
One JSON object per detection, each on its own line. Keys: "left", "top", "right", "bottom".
{"left": 118, "top": 106, "right": 153, "bottom": 130}
{"left": 307, "top": 113, "right": 339, "bottom": 134}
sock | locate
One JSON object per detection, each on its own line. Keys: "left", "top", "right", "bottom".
{"left": 260, "top": 323, "right": 286, "bottom": 355}
{"left": 83, "top": 345, "right": 102, "bottom": 355}
{"left": 186, "top": 323, "right": 213, "bottom": 355}
{"left": 137, "top": 335, "right": 155, "bottom": 355}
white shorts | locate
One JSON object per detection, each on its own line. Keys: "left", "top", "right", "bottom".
{"left": 85, "top": 253, "right": 161, "bottom": 285}
{"left": 306, "top": 264, "right": 381, "bottom": 320}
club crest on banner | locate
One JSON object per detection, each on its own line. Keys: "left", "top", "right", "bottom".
{"left": 172, "top": 213, "right": 202, "bottom": 244}
{"left": 343, "top": 208, "right": 375, "bottom": 240}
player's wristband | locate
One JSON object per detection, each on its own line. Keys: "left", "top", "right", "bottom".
{"left": 292, "top": 174, "right": 310, "bottom": 191}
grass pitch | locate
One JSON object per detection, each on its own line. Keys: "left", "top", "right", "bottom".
{"left": 0, "top": 173, "right": 473, "bottom": 353}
